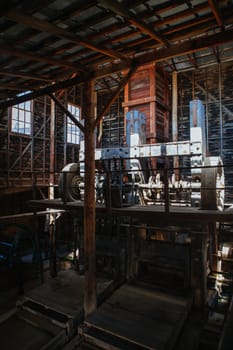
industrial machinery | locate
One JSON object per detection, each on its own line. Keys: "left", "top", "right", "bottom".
{"left": 59, "top": 100, "right": 225, "bottom": 211}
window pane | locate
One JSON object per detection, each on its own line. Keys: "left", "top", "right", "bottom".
{"left": 67, "top": 103, "right": 80, "bottom": 144}
{"left": 25, "top": 111, "right": 31, "bottom": 123}
{"left": 12, "top": 107, "right": 18, "bottom": 120}
{"left": 25, "top": 101, "right": 31, "bottom": 110}
{"left": 18, "top": 102, "right": 25, "bottom": 109}
{"left": 24, "top": 123, "right": 31, "bottom": 135}
{"left": 12, "top": 120, "right": 18, "bottom": 132}
{"left": 11, "top": 97, "right": 32, "bottom": 135}
{"left": 18, "top": 121, "right": 24, "bottom": 133}
{"left": 18, "top": 109, "right": 24, "bottom": 122}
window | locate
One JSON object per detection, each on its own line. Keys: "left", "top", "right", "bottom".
{"left": 67, "top": 103, "right": 80, "bottom": 144}
{"left": 11, "top": 99, "right": 32, "bottom": 135}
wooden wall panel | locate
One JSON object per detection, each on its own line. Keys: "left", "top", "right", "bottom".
{"left": 124, "top": 64, "right": 170, "bottom": 146}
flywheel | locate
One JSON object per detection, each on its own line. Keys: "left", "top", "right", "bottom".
{"left": 201, "top": 156, "right": 225, "bottom": 211}
{"left": 58, "top": 163, "right": 82, "bottom": 202}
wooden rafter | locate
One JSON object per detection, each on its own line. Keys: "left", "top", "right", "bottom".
{"left": 0, "top": 0, "right": 55, "bottom": 16}
{"left": 1, "top": 27, "right": 233, "bottom": 109}
{"left": 99, "top": 0, "right": 169, "bottom": 47}
{"left": 0, "top": 43, "right": 87, "bottom": 72}
{"left": 0, "top": 84, "right": 24, "bottom": 91}
{"left": 48, "top": 93, "right": 85, "bottom": 133}
{"left": 208, "top": 0, "right": 224, "bottom": 29}
{"left": 4, "top": 9, "right": 130, "bottom": 62}
{"left": 94, "top": 65, "right": 137, "bottom": 128}
{"left": 0, "top": 69, "right": 52, "bottom": 82}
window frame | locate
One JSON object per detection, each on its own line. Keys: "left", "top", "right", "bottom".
{"left": 66, "top": 103, "right": 81, "bottom": 145}
{"left": 11, "top": 99, "right": 32, "bottom": 136}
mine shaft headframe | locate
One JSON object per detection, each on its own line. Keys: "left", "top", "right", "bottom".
{"left": 201, "top": 156, "right": 225, "bottom": 211}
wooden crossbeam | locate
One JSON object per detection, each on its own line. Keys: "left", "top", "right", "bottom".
{"left": 1, "top": 28, "right": 233, "bottom": 110}
{"left": 0, "top": 69, "right": 52, "bottom": 82}
{"left": 5, "top": 9, "right": 130, "bottom": 62}
{"left": 99, "top": 0, "right": 169, "bottom": 46}
{"left": 48, "top": 93, "right": 85, "bottom": 132}
{"left": 94, "top": 65, "right": 137, "bottom": 128}
{"left": 208, "top": 0, "right": 225, "bottom": 29}
{"left": 0, "top": 43, "right": 87, "bottom": 72}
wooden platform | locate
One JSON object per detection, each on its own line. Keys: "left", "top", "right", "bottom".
{"left": 28, "top": 198, "right": 233, "bottom": 224}
{"left": 24, "top": 269, "right": 112, "bottom": 318}
{"left": 0, "top": 270, "right": 114, "bottom": 350}
{"left": 83, "top": 283, "right": 193, "bottom": 350}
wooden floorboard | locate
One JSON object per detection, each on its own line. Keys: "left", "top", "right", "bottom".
{"left": 25, "top": 269, "right": 111, "bottom": 318}
{"left": 85, "top": 284, "right": 192, "bottom": 350}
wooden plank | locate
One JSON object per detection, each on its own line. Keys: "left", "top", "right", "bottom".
{"left": 122, "top": 96, "right": 156, "bottom": 107}
{"left": 86, "top": 305, "right": 173, "bottom": 349}
{"left": 24, "top": 270, "right": 111, "bottom": 318}
{"left": 85, "top": 284, "right": 192, "bottom": 350}
{"left": 83, "top": 80, "right": 97, "bottom": 316}
{"left": 103, "top": 284, "right": 189, "bottom": 323}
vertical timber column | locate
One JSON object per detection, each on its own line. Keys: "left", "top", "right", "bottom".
{"left": 83, "top": 79, "right": 97, "bottom": 316}
{"left": 191, "top": 228, "right": 207, "bottom": 307}
{"left": 172, "top": 71, "right": 179, "bottom": 173}
{"left": 50, "top": 96, "right": 55, "bottom": 200}
{"left": 149, "top": 64, "right": 157, "bottom": 171}
{"left": 208, "top": 222, "right": 218, "bottom": 272}
{"left": 164, "top": 71, "right": 169, "bottom": 141}
{"left": 149, "top": 64, "right": 156, "bottom": 143}
{"left": 49, "top": 96, "right": 56, "bottom": 277}
{"left": 124, "top": 76, "right": 130, "bottom": 137}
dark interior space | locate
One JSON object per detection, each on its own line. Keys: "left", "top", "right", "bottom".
{"left": 0, "top": 1, "right": 233, "bottom": 349}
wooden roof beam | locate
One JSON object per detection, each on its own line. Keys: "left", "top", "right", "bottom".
{"left": 94, "top": 65, "right": 137, "bottom": 128}
{"left": 48, "top": 93, "right": 85, "bottom": 133}
{"left": 0, "top": 43, "right": 87, "bottom": 72}
{"left": 0, "top": 83, "right": 25, "bottom": 91}
{"left": 4, "top": 9, "right": 130, "bottom": 62}
{"left": 98, "top": 0, "right": 169, "bottom": 47}
{"left": 208, "top": 0, "right": 225, "bottom": 29}
{"left": 0, "top": 0, "right": 55, "bottom": 16}
{"left": 0, "top": 72, "right": 91, "bottom": 109}
{"left": 136, "top": 28, "right": 233, "bottom": 66}
{"left": 1, "top": 28, "right": 233, "bottom": 110}
{"left": 0, "top": 69, "right": 53, "bottom": 83}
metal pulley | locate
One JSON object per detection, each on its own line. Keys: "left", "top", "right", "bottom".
{"left": 58, "top": 163, "right": 82, "bottom": 202}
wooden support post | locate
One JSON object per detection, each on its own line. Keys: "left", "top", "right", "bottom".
{"left": 149, "top": 65, "right": 157, "bottom": 171}
{"left": 191, "top": 228, "right": 207, "bottom": 308}
{"left": 149, "top": 65, "right": 156, "bottom": 144}
{"left": 208, "top": 222, "right": 218, "bottom": 272}
{"left": 49, "top": 96, "right": 57, "bottom": 277}
{"left": 172, "top": 71, "right": 179, "bottom": 174}
{"left": 49, "top": 215, "right": 57, "bottom": 277}
{"left": 126, "top": 221, "right": 135, "bottom": 281}
{"left": 164, "top": 168, "right": 169, "bottom": 213}
{"left": 83, "top": 80, "right": 97, "bottom": 316}
{"left": 33, "top": 210, "right": 44, "bottom": 284}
